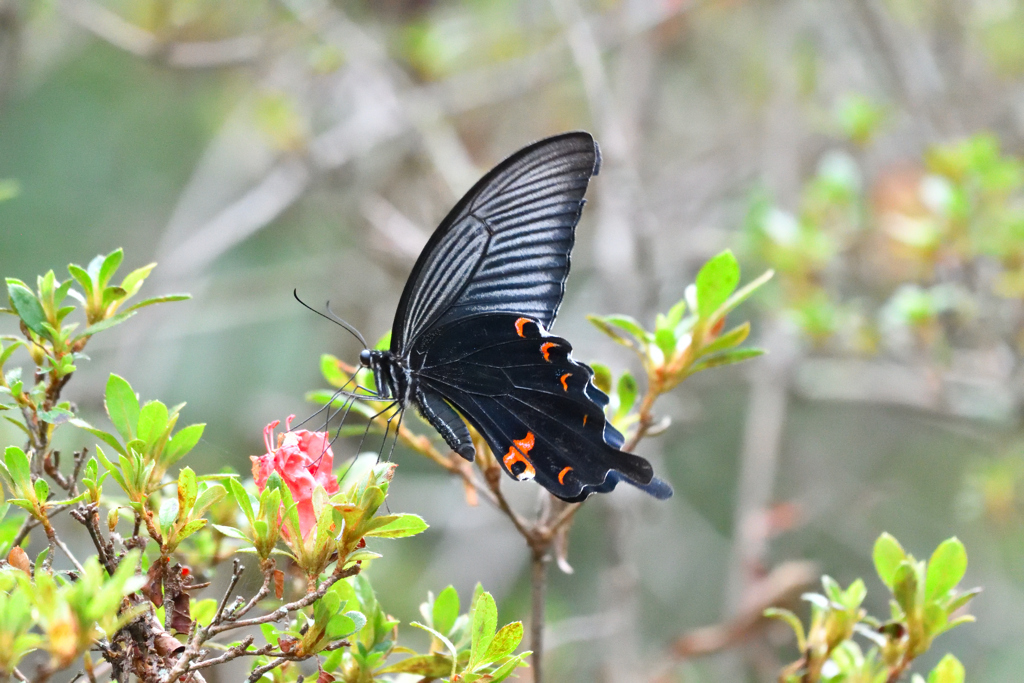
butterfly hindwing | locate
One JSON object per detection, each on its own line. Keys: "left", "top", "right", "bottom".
{"left": 413, "top": 314, "right": 665, "bottom": 501}
{"left": 390, "top": 132, "right": 601, "bottom": 355}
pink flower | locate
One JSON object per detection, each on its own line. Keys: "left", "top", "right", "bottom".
{"left": 251, "top": 415, "right": 339, "bottom": 539}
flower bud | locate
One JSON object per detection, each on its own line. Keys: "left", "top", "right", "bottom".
{"left": 108, "top": 507, "right": 120, "bottom": 533}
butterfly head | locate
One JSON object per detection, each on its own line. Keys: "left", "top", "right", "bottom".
{"left": 359, "top": 348, "right": 400, "bottom": 401}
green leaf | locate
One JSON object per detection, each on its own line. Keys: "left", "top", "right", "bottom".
{"left": 588, "top": 314, "right": 649, "bottom": 346}
{"left": 590, "top": 363, "right": 612, "bottom": 394}
{"left": 945, "top": 587, "right": 981, "bottom": 613}
{"left": 488, "top": 654, "right": 530, "bottom": 683}
{"left": 98, "top": 249, "right": 125, "bottom": 288}
{"left": 67, "top": 264, "right": 93, "bottom": 297}
{"left": 211, "top": 524, "right": 249, "bottom": 541}
{"left": 77, "top": 311, "right": 137, "bottom": 338}
{"left": 923, "top": 602, "right": 947, "bottom": 636}
{"left": 484, "top": 621, "right": 523, "bottom": 661}
{"left": 764, "top": 608, "right": 806, "bottom": 651}
{"left": 137, "top": 401, "right": 169, "bottom": 448}
{"left": 93, "top": 446, "right": 129, "bottom": 495}
{"left": 159, "top": 498, "right": 180, "bottom": 534}
{"left": 874, "top": 533, "right": 907, "bottom": 588}
{"left": 34, "top": 478, "right": 49, "bottom": 502}
{"left": 699, "top": 321, "right": 751, "bottom": 356}
{"left": 696, "top": 250, "right": 741, "bottom": 320}
{"left": 707, "top": 269, "right": 774, "bottom": 325}
{"left": 469, "top": 591, "right": 498, "bottom": 669}
{"left": 164, "top": 424, "right": 205, "bottom": 465}
{"left": 6, "top": 280, "right": 47, "bottom": 337}
{"left": 433, "top": 585, "right": 460, "bottom": 636}
{"left": 692, "top": 348, "right": 765, "bottom": 372}
{"left": 0, "top": 338, "right": 25, "bottom": 367}
{"left": 177, "top": 467, "right": 199, "bottom": 514}
{"left": 331, "top": 610, "right": 367, "bottom": 638}
{"left": 364, "top": 513, "right": 428, "bottom": 538}
{"left": 615, "top": 372, "right": 638, "bottom": 421}
{"left": 176, "top": 519, "right": 207, "bottom": 542}
{"left": 410, "top": 622, "right": 459, "bottom": 678}
{"left": 843, "top": 579, "right": 867, "bottom": 609}
{"left": 320, "top": 354, "right": 351, "bottom": 388}
{"left": 124, "top": 294, "right": 190, "bottom": 312}
{"left": 191, "top": 598, "right": 218, "bottom": 627}
{"left": 655, "top": 325, "right": 676, "bottom": 358}
{"left": 37, "top": 406, "right": 74, "bottom": 425}
{"left": 378, "top": 653, "right": 455, "bottom": 676}
{"left": 266, "top": 472, "right": 301, "bottom": 541}
{"left": 925, "top": 537, "right": 967, "bottom": 602}
{"left": 928, "top": 654, "right": 965, "bottom": 683}
{"left": 69, "top": 418, "right": 126, "bottom": 456}
{"left": 892, "top": 561, "right": 919, "bottom": 615}
{"left": 105, "top": 374, "right": 139, "bottom": 441}
{"left": 226, "top": 477, "right": 256, "bottom": 528}
{"left": 119, "top": 263, "right": 156, "bottom": 297}
{"left": 665, "top": 298, "right": 687, "bottom": 329}
{"left": 192, "top": 484, "right": 226, "bottom": 518}
{"left": 3, "top": 446, "right": 31, "bottom": 490}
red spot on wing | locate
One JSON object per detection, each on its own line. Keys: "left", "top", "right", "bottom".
{"left": 560, "top": 373, "right": 572, "bottom": 391}
{"left": 582, "top": 414, "right": 588, "bottom": 426}
{"left": 515, "top": 317, "right": 532, "bottom": 338}
{"left": 558, "top": 466, "right": 573, "bottom": 485}
{"left": 540, "top": 342, "right": 558, "bottom": 362}
{"left": 503, "top": 431, "right": 536, "bottom": 480}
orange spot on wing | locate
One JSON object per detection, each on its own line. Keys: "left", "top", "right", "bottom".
{"left": 540, "top": 342, "right": 558, "bottom": 362}
{"left": 582, "top": 414, "right": 588, "bottom": 426}
{"left": 560, "top": 373, "right": 572, "bottom": 391}
{"left": 515, "top": 317, "right": 531, "bottom": 338}
{"left": 558, "top": 466, "right": 573, "bottom": 485}
{"left": 503, "top": 431, "right": 536, "bottom": 480}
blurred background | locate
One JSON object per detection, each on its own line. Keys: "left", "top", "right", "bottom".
{"left": 3, "top": 0, "right": 1024, "bottom": 680}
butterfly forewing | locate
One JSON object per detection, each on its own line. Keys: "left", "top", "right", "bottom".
{"left": 390, "top": 132, "right": 601, "bottom": 356}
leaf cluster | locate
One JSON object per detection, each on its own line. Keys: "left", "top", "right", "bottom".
{"left": 768, "top": 533, "right": 978, "bottom": 683}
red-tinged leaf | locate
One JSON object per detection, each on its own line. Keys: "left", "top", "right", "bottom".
{"left": 170, "top": 591, "right": 192, "bottom": 633}
{"left": 7, "top": 546, "right": 30, "bottom": 573}
{"left": 377, "top": 654, "right": 455, "bottom": 676}
{"left": 144, "top": 561, "right": 164, "bottom": 607}
{"left": 274, "top": 569, "right": 285, "bottom": 599}
{"left": 485, "top": 621, "right": 524, "bottom": 661}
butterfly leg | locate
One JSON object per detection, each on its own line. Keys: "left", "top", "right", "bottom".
{"left": 376, "top": 403, "right": 404, "bottom": 464}
{"left": 415, "top": 388, "right": 476, "bottom": 461}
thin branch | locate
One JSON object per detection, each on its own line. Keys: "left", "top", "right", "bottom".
{"left": 247, "top": 656, "right": 289, "bottom": 682}
{"left": 58, "top": 0, "right": 264, "bottom": 68}
{"left": 213, "top": 560, "right": 244, "bottom": 624}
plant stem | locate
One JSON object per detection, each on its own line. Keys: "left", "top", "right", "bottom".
{"left": 530, "top": 546, "right": 549, "bottom": 683}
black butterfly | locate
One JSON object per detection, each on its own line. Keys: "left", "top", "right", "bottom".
{"left": 357, "top": 132, "right": 672, "bottom": 503}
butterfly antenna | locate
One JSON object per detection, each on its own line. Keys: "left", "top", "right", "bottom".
{"left": 325, "top": 301, "right": 369, "bottom": 349}
{"left": 293, "top": 289, "right": 369, "bottom": 348}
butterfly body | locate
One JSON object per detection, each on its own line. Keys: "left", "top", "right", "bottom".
{"left": 358, "top": 132, "right": 672, "bottom": 502}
